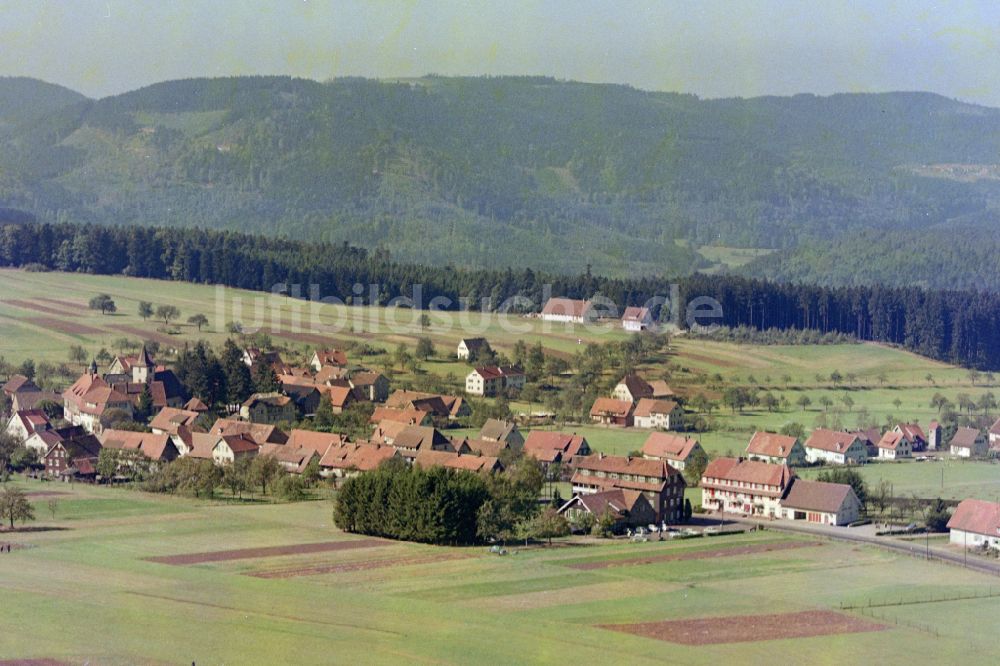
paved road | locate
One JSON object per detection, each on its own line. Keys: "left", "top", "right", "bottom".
{"left": 715, "top": 513, "right": 1000, "bottom": 577}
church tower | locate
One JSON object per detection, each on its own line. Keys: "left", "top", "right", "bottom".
{"left": 132, "top": 344, "right": 155, "bottom": 384}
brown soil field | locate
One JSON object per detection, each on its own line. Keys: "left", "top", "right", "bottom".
{"left": 146, "top": 538, "right": 391, "bottom": 565}
{"left": 5, "top": 299, "right": 82, "bottom": 317}
{"left": 24, "top": 317, "right": 104, "bottom": 335}
{"left": 600, "top": 609, "right": 887, "bottom": 645}
{"left": 566, "top": 540, "right": 822, "bottom": 570}
{"left": 36, "top": 297, "right": 89, "bottom": 312}
{"left": 246, "top": 552, "right": 470, "bottom": 578}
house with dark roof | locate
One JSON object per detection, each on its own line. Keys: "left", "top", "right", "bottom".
{"left": 456, "top": 337, "right": 489, "bottom": 360}
{"left": 465, "top": 366, "right": 525, "bottom": 397}
{"left": 589, "top": 398, "right": 635, "bottom": 427}
{"left": 391, "top": 425, "right": 454, "bottom": 460}
{"left": 701, "top": 457, "right": 795, "bottom": 519}
{"left": 571, "top": 454, "right": 686, "bottom": 523}
{"left": 803, "top": 429, "right": 867, "bottom": 465}
{"left": 947, "top": 499, "right": 1000, "bottom": 550}
{"left": 239, "top": 393, "right": 297, "bottom": 424}
{"left": 309, "top": 348, "right": 348, "bottom": 371}
{"left": 5, "top": 409, "right": 51, "bottom": 443}
{"left": 43, "top": 432, "right": 103, "bottom": 479}
{"left": 949, "top": 427, "right": 987, "bottom": 458}
{"left": 558, "top": 489, "right": 656, "bottom": 532}
{"left": 611, "top": 373, "right": 654, "bottom": 403}
{"left": 540, "top": 297, "right": 594, "bottom": 324}
{"left": 745, "top": 432, "right": 806, "bottom": 466}
{"left": 348, "top": 371, "right": 390, "bottom": 402}
{"left": 2, "top": 374, "right": 40, "bottom": 397}
{"left": 641, "top": 433, "right": 704, "bottom": 470}
{"left": 779, "top": 478, "right": 860, "bottom": 526}
{"left": 211, "top": 434, "right": 259, "bottom": 465}
{"left": 414, "top": 450, "right": 504, "bottom": 474}
{"left": 24, "top": 425, "right": 87, "bottom": 456}
{"left": 11, "top": 389, "right": 61, "bottom": 414}
{"left": 621, "top": 306, "right": 653, "bottom": 332}
{"left": 478, "top": 419, "right": 524, "bottom": 448}
{"left": 894, "top": 423, "right": 927, "bottom": 451}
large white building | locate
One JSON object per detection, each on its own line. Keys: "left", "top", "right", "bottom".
{"left": 803, "top": 429, "right": 867, "bottom": 465}
{"left": 540, "top": 298, "right": 594, "bottom": 323}
{"left": 465, "top": 366, "right": 525, "bottom": 397}
{"left": 947, "top": 499, "right": 1000, "bottom": 550}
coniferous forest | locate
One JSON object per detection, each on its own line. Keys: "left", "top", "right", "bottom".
{"left": 2, "top": 218, "right": 999, "bottom": 370}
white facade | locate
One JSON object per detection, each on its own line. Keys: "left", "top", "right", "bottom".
{"left": 804, "top": 440, "right": 867, "bottom": 465}
{"left": 878, "top": 442, "right": 912, "bottom": 459}
{"left": 780, "top": 494, "right": 860, "bottom": 526}
{"left": 950, "top": 528, "right": 1000, "bottom": 550}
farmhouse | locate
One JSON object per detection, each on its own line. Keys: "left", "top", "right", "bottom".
{"left": 285, "top": 429, "right": 346, "bottom": 458}
{"left": 5, "top": 409, "right": 50, "bottom": 442}
{"left": 385, "top": 390, "right": 466, "bottom": 420}
{"left": 240, "top": 393, "right": 297, "bottom": 424}
{"left": 632, "top": 398, "right": 683, "bottom": 430}
{"left": 43, "top": 432, "right": 103, "bottom": 479}
{"left": 621, "top": 306, "right": 654, "bottom": 332}
{"left": 465, "top": 365, "right": 525, "bottom": 397}
{"left": 558, "top": 489, "right": 656, "bottom": 532}
{"left": 641, "top": 432, "right": 704, "bottom": 471}
{"left": 62, "top": 373, "right": 134, "bottom": 434}
{"left": 391, "top": 425, "right": 454, "bottom": 460}
{"left": 648, "top": 380, "right": 675, "bottom": 399}
{"left": 414, "top": 450, "right": 504, "bottom": 474}
{"left": 99, "top": 429, "right": 179, "bottom": 463}
{"left": 523, "top": 431, "right": 591, "bottom": 465}
{"left": 456, "top": 337, "right": 489, "bottom": 360}
{"left": 242, "top": 347, "right": 283, "bottom": 369}
{"left": 310, "top": 348, "right": 348, "bottom": 371}
{"left": 212, "top": 434, "right": 259, "bottom": 465}
{"left": 2, "top": 374, "right": 40, "bottom": 398}
{"left": 24, "top": 425, "right": 86, "bottom": 456}
{"left": 803, "top": 429, "right": 867, "bottom": 465}
{"left": 589, "top": 398, "right": 634, "bottom": 427}
{"left": 319, "top": 442, "right": 399, "bottom": 478}
{"left": 611, "top": 373, "right": 653, "bottom": 402}
{"left": 10, "top": 389, "right": 61, "bottom": 413}
{"left": 571, "top": 454, "right": 686, "bottom": 523}
{"left": 779, "top": 478, "right": 861, "bottom": 526}
{"left": 348, "top": 371, "right": 390, "bottom": 402}
{"left": 876, "top": 431, "right": 912, "bottom": 459}
{"left": 700, "top": 457, "right": 794, "bottom": 519}
{"left": 479, "top": 418, "right": 524, "bottom": 448}
{"left": 894, "top": 423, "right": 927, "bottom": 451}
{"left": 260, "top": 444, "right": 320, "bottom": 475}
{"left": 278, "top": 377, "right": 323, "bottom": 416}
{"left": 370, "top": 406, "right": 433, "bottom": 427}
{"left": 949, "top": 427, "right": 987, "bottom": 458}
{"left": 149, "top": 407, "right": 201, "bottom": 436}
{"left": 209, "top": 419, "right": 288, "bottom": 446}
{"left": 745, "top": 431, "right": 807, "bottom": 466}
{"left": 451, "top": 437, "right": 508, "bottom": 458}
{"left": 540, "top": 297, "right": 594, "bottom": 323}
{"left": 947, "top": 499, "right": 1000, "bottom": 550}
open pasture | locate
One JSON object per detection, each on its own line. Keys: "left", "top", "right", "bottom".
{"left": 1, "top": 480, "right": 999, "bottom": 664}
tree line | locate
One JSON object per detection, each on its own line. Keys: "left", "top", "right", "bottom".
{"left": 2, "top": 219, "right": 1000, "bottom": 369}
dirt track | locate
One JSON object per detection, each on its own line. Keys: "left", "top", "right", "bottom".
{"left": 566, "top": 540, "right": 822, "bottom": 570}
{"left": 146, "top": 538, "right": 391, "bottom": 565}
{"left": 600, "top": 610, "right": 886, "bottom": 645}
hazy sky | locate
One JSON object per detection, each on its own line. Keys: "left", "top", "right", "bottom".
{"left": 3, "top": 1, "right": 1000, "bottom": 105}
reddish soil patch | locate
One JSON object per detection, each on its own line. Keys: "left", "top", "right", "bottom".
{"left": 5, "top": 299, "right": 81, "bottom": 317}
{"left": 24, "top": 317, "right": 104, "bottom": 335}
{"left": 36, "top": 297, "right": 88, "bottom": 311}
{"left": 247, "top": 552, "right": 470, "bottom": 578}
{"left": 109, "top": 324, "right": 179, "bottom": 347}
{"left": 146, "top": 538, "right": 390, "bottom": 565}
{"left": 600, "top": 610, "right": 886, "bottom": 645}
{"left": 566, "top": 540, "right": 821, "bottom": 570}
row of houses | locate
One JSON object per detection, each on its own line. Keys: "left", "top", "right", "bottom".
{"left": 540, "top": 298, "right": 655, "bottom": 332}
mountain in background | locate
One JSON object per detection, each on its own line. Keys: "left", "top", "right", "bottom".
{"left": 3, "top": 74, "right": 1000, "bottom": 281}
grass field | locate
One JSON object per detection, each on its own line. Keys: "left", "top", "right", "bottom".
{"left": 2, "top": 480, "right": 999, "bottom": 664}
{"left": 799, "top": 459, "right": 1000, "bottom": 502}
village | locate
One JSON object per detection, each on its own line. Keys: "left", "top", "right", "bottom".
{"left": 2, "top": 294, "right": 998, "bottom": 559}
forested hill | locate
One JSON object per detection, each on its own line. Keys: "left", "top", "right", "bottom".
{"left": 0, "top": 77, "right": 88, "bottom": 129}
{"left": 3, "top": 75, "right": 1000, "bottom": 278}
{"left": 3, "top": 219, "right": 1000, "bottom": 370}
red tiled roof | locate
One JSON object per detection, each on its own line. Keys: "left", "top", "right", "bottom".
{"left": 149, "top": 407, "right": 201, "bottom": 435}
{"left": 947, "top": 498, "right": 1000, "bottom": 536}
{"left": 950, "top": 427, "right": 983, "bottom": 449}
{"left": 642, "top": 432, "right": 699, "bottom": 461}
{"left": 782, "top": 478, "right": 855, "bottom": 513}
{"left": 633, "top": 398, "right": 679, "bottom": 418}
{"left": 621, "top": 306, "right": 650, "bottom": 323}
{"left": 369, "top": 406, "right": 429, "bottom": 425}
{"left": 877, "top": 431, "right": 906, "bottom": 451}
{"left": 472, "top": 365, "right": 524, "bottom": 380}
{"left": 286, "top": 429, "right": 345, "bottom": 457}
{"left": 702, "top": 457, "right": 794, "bottom": 495}
{"left": 99, "top": 429, "right": 175, "bottom": 461}
{"left": 896, "top": 423, "right": 927, "bottom": 442}
{"left": 11, "top": 409, "right": 50, "bottom": 436}
{"left": 3, "top": 374, "right": 39, "bottom": 394}
{"left": 524, "top": 431, "right": 589, "bottom": 458}
{"left": 209, "top": 419, "right": 287, "bottom": 445}
{"left": 314, "top": 349, "right": 348, "bottom": 367}
{"left": 589, "top": 398, "right": 634, "bottom": 419}
{"left": 574, "top": 454, "right": 680, "bottom": 480}
{"left": 746, "top": 432, "right": 800, "bottom": 459}
{"left": 804, "top": 429, "right": 860, "bottom": 453}
{"left": 541, "top": 297, "right": 591, "bottom": 318}
{"left": 413, "top": 450, "right": 502, "bottom": 473}
{"left": 220, "top": 434, "right": 259, "bottom": 454}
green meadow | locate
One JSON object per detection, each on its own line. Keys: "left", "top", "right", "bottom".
{"left": 1, "top": 480, "right": 999, "bottom": 664}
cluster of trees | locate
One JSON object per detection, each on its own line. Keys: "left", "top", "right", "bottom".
{"left": 140, "top": 454, "right": 310, "bottom": 501}
{"left": 171, "top": 339, "right": 277, "bottom": 407}
{"left": 3, "top": 219, "right": 1000, "bottom": 370}
{"left": 334, "top": 455, "right": 563, "bottom": 546}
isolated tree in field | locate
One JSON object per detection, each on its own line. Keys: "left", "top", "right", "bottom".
{"left": 155, "top": 304, "right": 180, "bottom": 326}
{"left": 829, "top": 370, "right": 843, "bottom": 386}
{"left": 781, "top": 374, "right": 792, "bottom": 387}
{"left": 877, "top": 372, "right": 888, "bottom": 386}
{"left": 95, "top": 348, "right": 112, "bottom": 365}
{"left": 415, "top": 337, "right": 435, "bottom": 360}
{"left": 89, "top": 293, "right": 116, "bottom": 315}
{"left": 530, "top": 508, "right": 570, "bottom": 545}
{"left": 418, "top": 313, "right": 431, "bottom": 329}
{"left": 846, "top": 372, "right": 858, "bottom": 386}
{"left": 187, "top": 313, "right": 209, "bottom": 331}
{"left": 0, "top": 486, "right": 34, "bottom": 529}
{"left": 892, "top": 397, "right": 903, "bottom": 411}
{"left": 68, "top": 345, "right": 88, "bottom": 366}
{"left": 925, "top": 373, "right": 935, "bottom": 385}
{"left": 17, "top": 359, "right": 35, "bottom": 381}
{"left": 796, "top": 394, "right": 812, "bottom": 411}
{"left": 979, "top": 392, "right": 997, "bottom": 416}
{"left": 818, "top": 395, "right": 833, "bottom": 411}
{"left": 394, "top": 343, "right": 411, "bottom": 371}
{"left": 138, "top": 301, "right": 153, "bottom": 321}
{"left": 968, "top": 369, "right": 981, "bottom": 386}
{"left": 46, "top": 498, "right": 59, "bottom": 520}
{"left": 840, "top": 394, "right": 854, "bottom": 412}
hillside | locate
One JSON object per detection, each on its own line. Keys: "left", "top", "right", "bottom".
{"left": 3, "top": 75, "right": 1000, "bottom": 278}
{"left": 0, "top": 76, "right": 87, "bottom": 130}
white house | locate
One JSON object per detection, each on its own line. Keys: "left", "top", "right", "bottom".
{"left": 211, "top": 434, "right": 259, "bottom": 466}
{"left": 700, "top": 457, "right": 794, "bottom": 519}
{"left": 745, "top": 431, "right": 807, "bottom": 467}
{"left": 632, "top": 399, "right": 683, "bottom": 430}
{"left": 949, "top": 427, "right": 987, "bottom": 458}
{"left": 779, "top": 478, "right": 861, "bottom": 526}
{"left": 456, "top": 337, "right": 489, "bottom": 360}
{"left": 803, "top": 429, "right": 867, "bottom": 465}
{"left": 621, "top": 306, "right": 653, "bottom": 332}
{"left": 5, "top": 409, "right": 50, "bottom": 442}
{"left": 876, "top": 431, "right": 912, "bottom": 460}
{"left": 540, "top": 297, "right": 594, "bottom": 323}
{"left": 947, "top": 499, "right": 1000, "bottom": 550}
{"left": 465, "top": 366, "right": 525, "bottom": 397}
